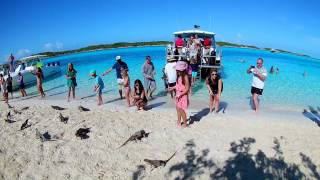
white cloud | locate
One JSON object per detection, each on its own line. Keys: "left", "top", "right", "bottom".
{"left": 16, "top": 49, "right": 31, "bottom": 58}
{"left": 43, "top": 42, "right": 64, "bottom": 51}
{"left": 43, "top": 43, "right": 54, "bottom": 51}
{"left": 236, "top": 33, "right": 243, "bottom": 40}
{"left": 235, "top": 33, "right": 243, "bottom": 43}
{"left": 55, "top": 42, "right": 64, "bottom": 50}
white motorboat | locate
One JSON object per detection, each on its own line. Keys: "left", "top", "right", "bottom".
{"left": 166, "top": 26, "right": 223, "bottom": 79}
{"left": 0, "top": 55, "right": 61, "bottom": 90}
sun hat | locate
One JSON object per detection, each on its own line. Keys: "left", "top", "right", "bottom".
{"left": 115, "top": 56, "right": 121, "bottom": 61}
{"left": 175, "top": 61, "right": 188, "bottom": 71}
{"left": 90, "top": 69, "right": 96, "bottom": 75}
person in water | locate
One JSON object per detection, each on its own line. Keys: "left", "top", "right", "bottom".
{"left": 132, "top": 79, "right": 148, "bottom": 110}
{"left": 270, "top": 66, "right": 274, "bottom": 74}
{"left": 90, "top": 70, "right": 104, "bottom": 106}
{"left": 103, "top": 56, "right": 128, "bottom": 99}
{"left": 17, "top": 72, "right": 27, "bottom": 97}
{"left": 206, "top": 69, "right": 223, "bottom": 113}
{"left": 169, "top": 61, "right": 190, "bottom": 128}
{"left": 190, "top": 58, "right": 199, "bottom": 86}
{"left": 142, "top": 56, "right": 156, "bottom": 100}
{"left": 31, "top": 67, "right": 45, "bottom": 98}
{"left": 66, "top": 63, "right": 77, "bottom": 102}
{"left": 121, "top": 69, "right": 131, "bottom": 107}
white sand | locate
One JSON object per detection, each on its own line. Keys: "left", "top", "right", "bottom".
{"left": 0, "top": 95, "right": 320, "bottom": 180}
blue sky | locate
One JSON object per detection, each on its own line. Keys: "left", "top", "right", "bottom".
{"left": 1, "top": 0, "right": 319, "bottom": 63}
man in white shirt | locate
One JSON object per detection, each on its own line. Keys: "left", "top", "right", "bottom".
{"left": 247, "top": 58, "right": 267, "bottom": 112}
{"left": 164, "top": 58, "right": 177, "bottom": 98}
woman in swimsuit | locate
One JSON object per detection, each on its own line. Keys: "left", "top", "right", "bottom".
{"left": 206, "top": 69, "right": 223, "bottom": 113}
{"left": 132, "top": 79, "right": 147, "bottom": 110}
{"left": 32, "top": 67, "right": 45, "bottom": 98}
{"left": 121, "top": 69, "right": 131, "bottom": 107}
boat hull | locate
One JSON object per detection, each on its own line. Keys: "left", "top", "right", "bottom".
{"left": 5, "top": 66, "right": 61, "bottom": 91}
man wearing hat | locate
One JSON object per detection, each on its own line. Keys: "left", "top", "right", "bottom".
{"left": 142, "top": 56, "right": 156, "bottom": 99}
{"left": 90, "top": 70, "right": 104, "bottom": 106}
{"left": 103, "top": 56, "right": 128, "bottom": 99}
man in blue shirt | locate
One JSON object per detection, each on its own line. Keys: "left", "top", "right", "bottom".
{"left": 103, "top": 56, "right": 128, "bottom": 99}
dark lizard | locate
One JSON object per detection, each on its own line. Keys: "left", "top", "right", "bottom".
{"left": 118, "top": 130, "right": 150, "bottom": 148}
{"left": 144, "top": 151, "right": 177, "bottom": 168}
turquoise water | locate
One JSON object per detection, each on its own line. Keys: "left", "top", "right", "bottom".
{"left": 24, "top": 46, "right": 320, "bottom": 109}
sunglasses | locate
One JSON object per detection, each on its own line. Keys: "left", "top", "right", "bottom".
{"left": 211, "top": 73, "right": 217, "bottom": 76}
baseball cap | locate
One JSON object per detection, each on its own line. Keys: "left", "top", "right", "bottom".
{"left": 115, "top": 56, "right": 121, "bottom": 61}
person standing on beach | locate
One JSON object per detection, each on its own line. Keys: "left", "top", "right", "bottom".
{"left": 6, "top": 74, "right": 13, "bottom": 99}
{"left": 8, "top": 53, "right": 15, "bottom": 72}
{"left": 142, "top": 56, "right": 156, "bottom": 100}
{"left": 90, "top": 70, "right": 104, "bottom": 106}
{"left": 0, "top": 74, "right": 5, "bottom": 100}
{"left": 169, "top": 61, "right": 190, "bottom": 128}
{"left": 165, "top": 58, "right": 177, "bottom": 98}
{"left": 17, "top": 72, "right": 27, "bottom": 97}
{"left": 247, "top": 58, "right": 267, "bottom": 112}
{"left": 2, "top": 78, "right": 8, "bottom": 104}
{"left": 206, "top": 69, "right": 223, "bottom": 113}
{"left": 66, "top": 63, "right": 77, "bottom": 102}
{"left": 103, "top": 56, "right": 128, "bottom": 99}
{"left": 121, "top": 69, "right": 131, "bottom": 107}
{"left": 31, "top": 67, "right": 45, "bottom": 98}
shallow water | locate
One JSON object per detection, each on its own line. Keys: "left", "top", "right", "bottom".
{"left": 22, "top": 46, "right": 320, "bottom": 110}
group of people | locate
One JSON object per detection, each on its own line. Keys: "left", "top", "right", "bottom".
{"left": 101, "top": 55, "right": 157, "bottom": 109}
{"left": 170, "top": 34, "right": 215, "bottom": 65}
{"left": 1, "top": 52, "right": 268, "bottom": 128}
{"left": 0, "top": 66, "right": 46, "bottom": 104}
{"left": 64, "top": 55, "right": 157, "bottom": 110}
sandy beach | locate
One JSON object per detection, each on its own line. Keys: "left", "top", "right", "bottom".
{"left": 0, "top": 92, "right": 319, "bottom": 180}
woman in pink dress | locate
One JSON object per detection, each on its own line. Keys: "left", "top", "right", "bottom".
{"left": 169, "top": 61, "right": 190, "bottom": 127}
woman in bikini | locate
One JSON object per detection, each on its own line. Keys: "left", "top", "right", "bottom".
{"left": 32, "top": 67, "right": 45, "bottom": 98}
{"left": 132, "top": 79, "right": 147, "bottom": 110}
{"left": 206, "top": 69, "right": 223, "bottom": 113}
{"left": 121, "top": 69, "right": 131, "bottom": 107}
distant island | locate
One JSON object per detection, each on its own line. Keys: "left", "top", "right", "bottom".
{"left": 34, "top": 41, "right": 311, "bottom": 59}
{"left": 216, "top": 41, "right": 311, "bottom": 58}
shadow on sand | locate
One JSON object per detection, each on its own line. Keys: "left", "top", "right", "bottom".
{"left": 189, "top": 108, "right": 210, "bottom": 124}
{"left": 10, "top": 84, "right": 66, "bottom": 102}
{"left": 80, "top": 90, "right": 113, "bottom": 100}
{"left": 146, "top": 102, "right": 166, "bottom": 110}
{"left": 218, "top": 101, "right": 228, "bottom": 114}
{"left": 165, "top": 137, "right": 319, "bottom": 179}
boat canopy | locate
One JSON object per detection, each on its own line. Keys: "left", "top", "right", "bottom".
{"left": 19, "top": 55, "right": 47, "bottom": 62}
{"left": 173, "top": 29, "right": 215, "bottom": 38}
